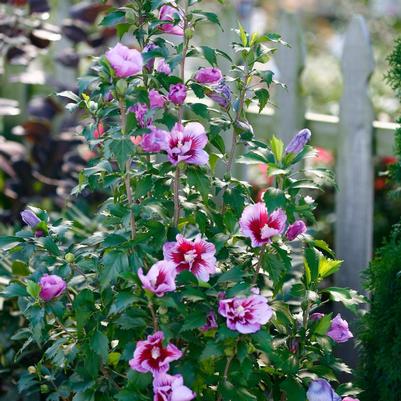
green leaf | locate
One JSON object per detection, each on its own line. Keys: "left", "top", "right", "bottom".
{"left": 1, "top": 282, "right": 27, "bottom": 298}
{"left": 280, "top": 378, "right": 306, "bottom": 401}
{"left": 238, "top": 22, "right": 248, "bottom": 46}
{"left": 26, "top": 280, "right": 41, "bottom": 299}
{"left": 180, "top": 311, "right": 207, "bottom": 332}
{"left": 304, "top": 247, "right": 320, "bottom": 285}
{"left": 200, "top": 46, "right": 217, "bottom": 66}
{"left": 257, "top": 70, "right": 274, "bottom": 86}
{"left": 313, "top": 312, "right": 333, "bottom": 335}
{"left": 190, "top": 103, "right": 209, "bottom": 119}
{"left": 11, "top": 260, "right": 30, "bottom": 276}
{"left": 73, "top": 289, "right": 95, "bottom": 332}
{"left": 261, "top": 248, "right": 291, "bottom": 294}
{"left": 110, "top": 137, "right": 134, "bottom": 170}
{"left": 91, "top": 330, "right": 108, "bottom": 362}
{"left": 254, "top": 88, "right": 270, "bottom": 112}
{"left": 263, "top": 187, "right": 286, "bottom": 212}
{"left": 187, "top": 168, "right": 210, "bottom": 201}
{"left": 57, "top": 91, "right": 80, "bottom": 102}
{"left": 109, "top": 291, "right": 141, "bottom": 315}
{"left": 100, "top": 250, "right": 129, "bottom": 288}
{"left": 41, "top": 236, "right": 61, "bottom": 256}
{"left": 135, "top": 175, "right": 153, "bottom": 198}
{"left": 312, "top": 239, "right": 335, "bottom": 258}
{"left": 217, "top": 266, "right": 244, "bottom": 283}
{"left": 100, "top": 10, "right": 125, "bottom": 27}
{"left": 200, "top": 342, "right": 223, "bottom": 361}
{"left": 193, "top": 11, "right": 223, "bottom": 30}
{"left": 322, "top": 287, "right": 365, "bottom": 313}
{"left": 319, "top": 257, "right": 343, "bottom": 279}
{"left": 0, "top": 236, "right": 24, "bottom": 250}
{"left": 270, "top": 135, "right": 284, "bottom": 163}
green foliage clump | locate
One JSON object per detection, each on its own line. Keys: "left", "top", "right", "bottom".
{"left": 358, "top": 224, "right": 401, "bottom": 401}
{"left": 386, "top": 38, "right": 401, "bottom": 187}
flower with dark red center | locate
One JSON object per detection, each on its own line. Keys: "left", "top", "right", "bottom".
{"left": 218, "top": 293, "right": 273, "bottom": 334}
{"left": 163, "top": 234, "right": 216, "bottom": 282}
{"left": 138, "top": 261, "right": 177, "bottom": 297}
{"left": 129, "top": 331, "right": 182, "bottom": 375}
{"left": 153, "top": 373, "right": 195, "bottom": 401}
{"left": 239, "top": 202, "right": 287, "bottom": 247}
{"left": 165, "top": 122, "right": 208, "bottom": 166}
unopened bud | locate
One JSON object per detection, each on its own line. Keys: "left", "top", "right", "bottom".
{"left": 116, "top": 79, "right": 127, "bottom": 97}
{"left": 65, "top": 253, "right": 75, "bottom": 263}
{"left": 28, "top": 366, "right": 36, "bottom": 374}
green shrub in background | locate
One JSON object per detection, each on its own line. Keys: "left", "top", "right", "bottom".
{"left": 358, "top": 225, "right": 401, "bottom": 401}
{"left": 357, "top": 37, "right": 401, "bottom": 401}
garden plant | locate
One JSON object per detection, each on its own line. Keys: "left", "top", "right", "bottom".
{"left": 1, "top": 1, "right": 364, "bottom": 400}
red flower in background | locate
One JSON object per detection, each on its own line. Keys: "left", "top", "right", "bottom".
{"left": 93, "top": 122, "right": 104, "bottom": 139}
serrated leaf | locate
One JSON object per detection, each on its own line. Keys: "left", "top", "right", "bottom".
{"left": 263, "top": 188, "right": 286, "bottom": 212}
{"left": 100, "top": 250, "right": 129, "bottom": 288}
{"left": 110, "top": 137, "right": 134, "bottom": 170}
{"left": 280, "top": 378, "right": 306, "bottom": 401}
{"left": 91, "top": 330, "right": 108, "bottom": 362}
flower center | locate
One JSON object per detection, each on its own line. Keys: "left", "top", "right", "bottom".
{"left": 236, "top": 305, "right": 245, "bottom": 314}
{"left": 184, "top": 250, "right": 197, "bottom": 265}
{"left": 151, "top": 346, "right": 161, "bottom": 359}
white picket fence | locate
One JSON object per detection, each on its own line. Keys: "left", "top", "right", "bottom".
{"left": 241, "top": 12, "right": 397, "bottom": 292}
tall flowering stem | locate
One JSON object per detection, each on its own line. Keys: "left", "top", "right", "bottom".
{"left": 173, "top": 3, "right": 189, "bottom": 227}
{"left": 119, "top": 98, "right": 136, "bottom": 240}
{"left": 226, "top": 67, "right": 250, "bottom": 176}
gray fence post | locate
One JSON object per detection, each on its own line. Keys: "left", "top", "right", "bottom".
{"left": 335, "top": 15, "right": 375, "bottom": 293}
{"left": 275, "top": 12, "right": 306, "bottom": 145}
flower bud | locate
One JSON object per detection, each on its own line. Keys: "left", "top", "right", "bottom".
{"left": 168, "top": 83, "right": 187, "bottom": 105}
{"left": 65, "top": 253, "right": 75, "bottom": 263}
{"left": 116, "top": 79, "right": 127, "bottom": 97}
{"left": 286, "top": 220, "right": 307, "bottom": 241}
{"left": 21, "top": 209, "right": 41, "bottom": 228}
{"left": 285, "top": 128, "right": 311, "bottom": 154}
{"left": 39, "top": 274, "right": 67, "bottom": 302}
{"left": 40, "top": 384, "right": 49, "bottom": 393}
{"left": 28, "top": 366, "right": 36, "bottom": 374}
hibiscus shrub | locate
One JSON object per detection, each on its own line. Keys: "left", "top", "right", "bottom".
{"left": 0, "top": 1, "right": 364, "bottom": 401}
